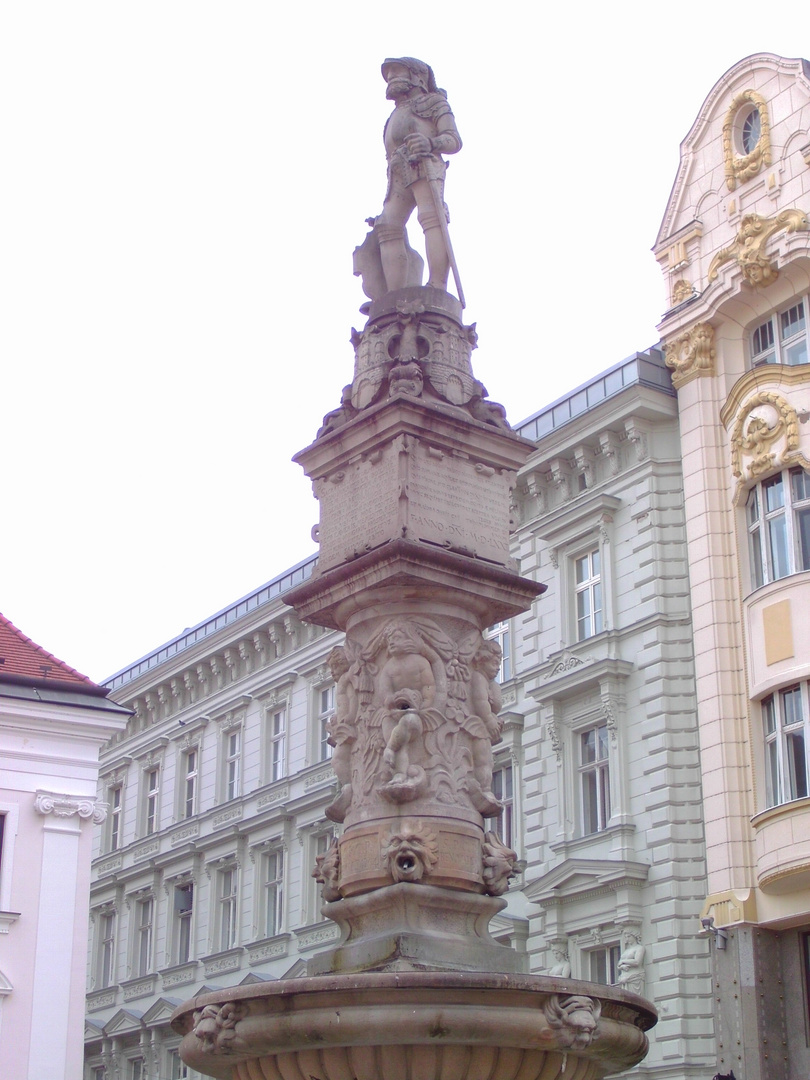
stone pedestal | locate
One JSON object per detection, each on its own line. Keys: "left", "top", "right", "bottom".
{"left": 286, "top": 289, "right": 544, "bottom": 963}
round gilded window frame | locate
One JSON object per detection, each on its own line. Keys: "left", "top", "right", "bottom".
{"left": 723, "top": 89, "right": 771, "bottom": 192}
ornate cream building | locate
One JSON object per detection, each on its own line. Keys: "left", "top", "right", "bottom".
{"left": 83, "top": 50, "right": 810, "bottom": 1080}
{"left": 656, "top": 53, "right": 810, "bottom": 1080}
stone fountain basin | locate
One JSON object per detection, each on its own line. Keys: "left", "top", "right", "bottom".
{"left": 170, "top": 970, "right": 656, "bottom": 1080}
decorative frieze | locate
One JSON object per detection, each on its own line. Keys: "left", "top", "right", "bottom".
{"left": 170, "top": 821, "right": 200, "bottom": 846}
{"left": 132, "top": 839, "right": 160, "bottom": 862}
{"left": 256, "top": 785, "right": 290, "bottom": 809}
{"left": 294, "top": 922, "right": 340, "bottom": 952}
{"left": 247, "top": 935, "right": 291, "bottom": 966}
{"left": 121, "top": 974, "right": 157, "bottom": 1002}
{"left": 211, "top": 805, "right": 243, "bottom": 829}
{"left": 203, "top": 948, "right": 244, "bottom": 977}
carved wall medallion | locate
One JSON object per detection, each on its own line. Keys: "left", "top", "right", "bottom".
{"left": 730, "top": 389, "right": 810, "bottom": 503}
{"left": 671, "top": 278, "right": 693, "bottom": 305}
{"left": 708, "top": 209, "right": 809, "bottom": 287}
{"left": 722, "top": 90, "right": 771, "bottom": 192}
{"left": 663, "top": 322, "right": 715, "bottom": 389}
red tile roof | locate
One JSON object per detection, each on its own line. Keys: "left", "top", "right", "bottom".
{"left": 0, "top": 612, "right": 100, "bottom": 690}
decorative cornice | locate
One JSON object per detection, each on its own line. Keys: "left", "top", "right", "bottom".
{"left": 708, "top": 209, "right": 809, "bottom": 287}
{"left": 663, "top": 323, "right": 715, "bottom": 389}
{"left": 35, "top": 790, "right": 106, "bottom": 824}
{"left": 722, "top": 89, "right": 771, "bottom": 192}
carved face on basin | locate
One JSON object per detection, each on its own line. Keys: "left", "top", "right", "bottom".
{"left": 383, "top": 822, "right": 438, "bottom": 883}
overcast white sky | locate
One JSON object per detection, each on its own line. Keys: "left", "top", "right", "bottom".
{"left": 1, "top": 2, "right": 805, "bottom": 681}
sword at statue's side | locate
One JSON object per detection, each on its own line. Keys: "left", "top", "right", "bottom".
{"left": 427, "top": 175, "right": 466, "bottom": 309}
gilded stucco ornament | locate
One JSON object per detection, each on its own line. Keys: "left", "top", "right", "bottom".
{"left": 730, "top": 389, "right": 810, "bottom": 504}
{"left": 723, "top": 89, "right": 771, "bottom": 191}
{"left": 708, "top": 209, "right": 809, "bottom": 286}
{"left": 671, "top": 278, "right": 693, "bottom": 304}
{"left": 663, "top": 322, "right": 715, "bottom": 388}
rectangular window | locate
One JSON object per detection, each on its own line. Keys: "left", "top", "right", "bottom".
{"left": 136, "top": 897, "right": 153, "bottom": 977}
{"left": 748, "top": 468, "right": 810, "bottom": 588}
{"left": 486, "top": 764, "right": 515, "bottom": 850}
{"left": 270, "top": 709, "right": 286, "bottom": 782}
{"left": 318, "top": 686, "right": 335, "bottom": 761}
{"left": 144, "top": 769, "right": 160, "bottom": 835}
{"left": 174, "top": 883, "right": 194, "bottom": 964}
{"left": 751, "top": 298, "right": 810, "bottom": 367}
{"left": 225, "top": 731, "right": 241, "bottom": 802}
{"left": 580, "top": 724, "right": 611, "bottom": 834}
{"left": 264, "top": 850, "right": 284, "bottom": 937}
{"left": 98, "top": 912, "right": 116, "bottom": 988}
{"left": 109, "top": 787, "right": 122, "bottom": 851}
{"left": 589, "top": 945, "right": 621, "bottom": 984}
{"left": 169, "top": 1051, "right": 190, "bottom": 1080}
{"left": 486, "top": 621, "right": 511, "bottom": 683}
{"left": 130, "top": 1061, "right": 144, "bottom": 1080}
{"left": 183, "top": 751, "right": 198, "bottom": 818}
{"left": 764, "top": 684, "right": 810, "bottom": 807}
{"left": 575, "top": 549, "right": 603, "bottom": 640}
{"left": 219, "top": 868, "right": 238, "bottom": 952}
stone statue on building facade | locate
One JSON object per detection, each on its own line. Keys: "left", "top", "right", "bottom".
{"left": 354, "top": 57, "right": 464, "bottom": 304}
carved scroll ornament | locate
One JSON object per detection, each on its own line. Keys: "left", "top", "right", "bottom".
{"left": 722, "top": 89, "right": 771, "bottom": 192}
{"left": 708, "top": 209, "right": 809, "bottom": 287}
{"left": 730, "top": 389, "right": 810, "bottom": 504}
{"left": 35, "top": 791, "right": 106, "bottom": 824}
{"left": 663, "top": 322, "right": 715, "bottom": 388}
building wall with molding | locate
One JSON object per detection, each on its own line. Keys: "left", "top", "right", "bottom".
{"left": 83, "top": 352, "right": 716, "bottom": 1080}
{"left": 657, "top": 51, "right": 810, "bottom": 1080}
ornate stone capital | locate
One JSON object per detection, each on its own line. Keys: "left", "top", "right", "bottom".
{"left": 663, "top": 322, "right": 715, "bottom": 388}
{"left": 722, "top": 89, "right": 771, "bottom": 192}
{"left": 708, "top": 209, "right": 809, "bottom": 287}
{"left": 35, "top": 790, "right": 106, "bottom": 824}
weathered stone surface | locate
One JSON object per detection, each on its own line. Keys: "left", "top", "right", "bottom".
{"left": 170, "top": 972, "right": 656, "bottom": 1080}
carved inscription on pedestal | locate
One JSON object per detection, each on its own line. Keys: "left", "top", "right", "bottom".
{"left": 406, "top": 446, "right": 511, "bottom": 564}
{"left": 316, "top": 447, "right": 401, "bottom": 570}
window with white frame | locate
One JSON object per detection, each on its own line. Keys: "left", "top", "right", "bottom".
{"left": 574, "top": 549, "right": 603, "bottom": 641}
{"left": 589, "top": 944, "right": 621, "bottom": 984}
{"left": 135, "top": 896, "right": 154, "bottom": 977}
{"left": 218, "top": 867, "right": 239, "bottom": 951}
{"left": 485, "top": 763, "right": 515, "bottom": 850}
{"left": 747, "top": 468, "right": 810, "bottom": 589}
{"left": 129, "top": 1060, "right": 145, "bottom": 1080}
{"left": 182, "top": 749, "right": 198, "bottom": 818}
{"left": 580, "top": 723, "right": 611, "bottom": 834}
{"left": 174, "top": 883, "right": 194, "bottom": 964}
{"left": 317, "top": 685, "right": 335, "bottom": 761}
{"left": 763, "top": 683, "right": 810, "bottom": 808}
{"left": 750, "top": 297, "right": 809, "bottom": 367}
{"left": 144, "top": 768, "right": 160, "bottom": 835}
{"left": 269, "top": 708, "right": 286, "bottom": 782}
{"left": 169, "top": 1049, "right": 200, "bottom": 1080}
{"left": 263, "top": 849, "right": 284, "bottom": 937}
{"left": 486, "top": 622, "right": 511, "bottom": 683}
{"left": 97, "top": 910, "right": 116, "bottom": 988}
{"left": 108, "top": 785, "right": 123, "bottom": 852}
{"left": 225, "top": 730, "right": 241, "bottom": 801}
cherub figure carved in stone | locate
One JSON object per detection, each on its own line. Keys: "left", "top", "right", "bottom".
{"left": 355, "top": 58, "right": 463, "bottom": 302}
{"left": 324, "top": 645, "right": 360, "bottom": 823}
{"left": 372, "top": 620, "right": 442, "bottom": 802}
{"left": 461, "top": 638, "right": 504, "bottom": 816}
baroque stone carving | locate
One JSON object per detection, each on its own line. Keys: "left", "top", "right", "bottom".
{"left": 543, "top": 994, "right": 601, "bottom": 1049}
{"left": 663, "top": 322, "right": 716, "bottom": 388}
{"left": 35, "top": 791, "right": 106, "bottom": 823}
{"left": 615, "top": 927, "right": 646, "bottom": 996}
{"left": 192, "top": 1002, "right": 246, "bottom": 1055}
{"left": 383, "top": 820, "right": 439, "bottom": 883}
{"left": 312, "top": 839, "right": 342, "bottom": 902}
{"left": 482, "top": 831, "right": 519, "bottom": 896}
{"left": 722, "top": 89, "right": 771, "bottom": 191}
{"left": 336, "top": 617, "right": 505, "bottom": 820}
{"left": 548, "top": 945, "right": 572, "bottom": 978}
{"left": 354, "top": 58, "right": 464, "bottom": 303}
{"left": 708, "top": 209, "right": 809, "bottom": 286}
{"left": 671, "top": 278, "right": 693, "bottom": 304}
{"left": 730, "top": 390, "right": 810, "bottom": 503}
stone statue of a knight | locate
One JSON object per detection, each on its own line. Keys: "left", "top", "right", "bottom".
{"left": 353, "top": 57, "right": 463, "bottom": 303}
